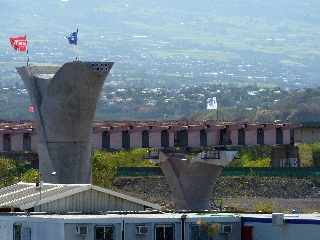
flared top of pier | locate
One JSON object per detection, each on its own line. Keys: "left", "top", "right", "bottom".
{"left": 17, "top": 61, "right": 114, "bottom": 80}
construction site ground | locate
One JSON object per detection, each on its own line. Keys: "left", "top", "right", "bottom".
{"left": 112, "top": 176, "right": 320, "bottom": 213}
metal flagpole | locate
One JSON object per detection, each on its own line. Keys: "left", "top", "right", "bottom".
{"left": 74, "top": 44, "right": 77, "bottom": 61}
{"left": 217, "top": 108, "right": 219, "bottom": 122}
{"left": 75, "top": 28, "right": 79, "bottom": 61}
{"left": 26, "top": 34, "right": 29, "bottom": 66}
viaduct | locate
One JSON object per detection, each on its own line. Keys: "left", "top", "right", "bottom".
{"left": 0, "top": 121, "right": 295, "bottom": 153}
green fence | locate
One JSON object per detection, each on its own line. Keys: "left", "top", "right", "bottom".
{"left": 222, "top": 167, "right": 320, "bottom": 177}
{"left": 117, "top": 167, "right": 320, "bottom": 177}
{"left": 118, "top": 167, "right": 163, "bottom": 177}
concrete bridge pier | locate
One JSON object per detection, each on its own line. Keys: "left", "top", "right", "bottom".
{"left": 159, "top": 150, "right": 237, "bottom": 210}
{"left": 17, "top": 61, "right": 113, "bottom": 184}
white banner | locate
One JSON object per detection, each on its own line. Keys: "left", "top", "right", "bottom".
{"left": 207, "top": 97, "right": 217, "bottom": 110}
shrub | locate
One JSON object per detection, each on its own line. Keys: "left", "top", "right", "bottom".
{"left": 242, "top": 157, "right": 271, "bottom": 167}
{"left": 0, "top": 159, "right": 19, "bottom": 187}
{"left": 311, "top": 143, "right": 320, "bottom": 167}
{"left": 298, "top": 142, "right": 320, "bottom": 167}
{"left": 20, "top": 169, "right": 39, "bottom": 183}
{"left": 254, "top": 201, "right": 273, "bottom": 213}
{"left": 92, "top": 149, "right": 155, "bottom": 187}
{"left": 298, "top": 144, "right": 313, "bottom": 167}
{"left": 230, "top": 146, "right": 271, "bottom": 167}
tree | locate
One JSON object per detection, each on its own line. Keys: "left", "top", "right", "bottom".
{"left": 0, "top": 159, "right": 19, "bottom": 187}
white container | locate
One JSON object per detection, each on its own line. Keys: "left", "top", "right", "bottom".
{"left": 272, "top": 213, "right": 284, "bottom": 226}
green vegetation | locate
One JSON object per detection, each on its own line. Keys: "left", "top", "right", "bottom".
{"left": 2, "top": 74, "right": 320, "bottom": 121}
{"left": 92, "top": 149, "right": 156, "bottom": 188}
{"left": 2, "top": 144, "right": 320, "bottom": 189}
{"left": 194, "top": 88, "right": 320, "bottom": 123}
{"left": 0, "top": 158, "right": 34, "bottom": 187}
{"left": 20, "top": 169, "right": 39, "bottom": 183}
{"left": 299, "top": 142, "right": 320, "bottom": 167}
{"left": 0, "top": 149, "right": 156, "bottom": 188}
{"left": 230, "top": 143, "right": 320, "bottom": 168}
{"left": 230, "top": 146, "right": 272, "bottom": 168}
{"left": 253, "top": 201, "right": 273, "bottom": 213}
{"left": 0, "top": 159, "right": 19, "bottom": 187}
{"left": 229, "top": 143, "right": 320, "bottom": 168}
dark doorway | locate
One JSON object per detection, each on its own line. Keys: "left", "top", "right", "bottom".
{"left": 102, "top": 131, "right": 110, "bottom": 150}
{"left": 200, "top": 129, "right": 207, "bottom": 147}
{"left": 257, "top": 128, "right": 264, "bottom": 145}
{"left": 290, "top": 129, "right": 295, "bottom": 145}
{"left": 23, "top": 133, "right": 32, "bottom": 152}
{"left": 175, "top": 129, "right": 188, "bottom": 147}
{"left": 276, "top": 128, "right": 283, "bottom": 145}
{"left": 95, "top": 226, "right": 113, "bottom": 240}
{"left": 238, "top": 128, "right": 246, "bottom": 145}
{"left": 161, "top": 130, "right": 169, "bottom": 148}
{"left": 13, "top": 224, "right": 22, "bottom": 240}
{"left": 142, "top": 130, "right": 149, "bottom": 148}
{"left": 219, "top": 128, "right": 231, "bottom": 145}
{"left": 3, "top": 134, "right": 11, "bottom": 152}
{"left": 122, "top": 130, "right": 130, "bottom": 149}
{"left": 155, "top": 224, "right": 174, "bottom": 240}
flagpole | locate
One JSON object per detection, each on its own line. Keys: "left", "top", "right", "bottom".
{"left": 75, "top": 28, "right": 79, "bottom": 61}
{"left": 74, "top": 44, "right": 77, "bottom": 61}
{"left": 217, "top": 109, "right": 219, "bottom": 122}
{"left": 26, "top": 34, "right": 29, "bottom": 66}
{"left": 74, "top": 28, "right": 79, "bottom": 61}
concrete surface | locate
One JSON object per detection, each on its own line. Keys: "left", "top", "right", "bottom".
{"left": 17, "top": 61, "right": 113, "bottom": 183}
{"left": 159, "top": 151, "right": 235, "bottom": 210}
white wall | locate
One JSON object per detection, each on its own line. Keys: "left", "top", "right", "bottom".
{"left": 0, "top": 218, "right": 64, "bottom": 240}
{"left": 31, "top": 221, "right": 65, "bottom": 240}
{"left": 247, "top": 222, "right": 320, "bottom": 240}
{"left": 0, "top": 220, "right": 13, "bottom": 240}
{"left": 65, "top": 223, "right": 122, "bottom": 240}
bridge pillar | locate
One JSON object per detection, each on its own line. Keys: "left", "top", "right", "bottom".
{"left": 17, "top": 61, "right": 113, "bottom": 183}
{"left": 159, "top": 150, "right": 237, "bottom": 210}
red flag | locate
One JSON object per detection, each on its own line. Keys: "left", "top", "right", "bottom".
{"left": 28, "top": 105, "right": 35, "bottom": 113}
{"left": 9, "top": 35, "right": 28, "bottom": 52}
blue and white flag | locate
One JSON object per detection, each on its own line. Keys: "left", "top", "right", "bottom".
{"left": 66, "top": 29, "right": 78, "bottom": 45}
{"left": 207, "top": 97, "right": 218, "bottom": 110}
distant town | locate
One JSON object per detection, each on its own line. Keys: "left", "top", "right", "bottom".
{"left": 1, "top": 78, "right": 319, "bottom": 122}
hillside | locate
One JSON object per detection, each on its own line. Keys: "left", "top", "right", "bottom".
{"left": 0, "top": 0, "right": 320, "bottom": 88}
{"left": 194, "top": 87, "right": 320, "bottom": 123}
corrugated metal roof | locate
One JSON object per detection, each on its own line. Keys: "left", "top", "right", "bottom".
{"left": 0, "top": 182, "right": 160, "bottom": 211}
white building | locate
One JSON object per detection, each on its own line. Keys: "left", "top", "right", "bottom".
{"left": 0, "top": 212, "right": 320, "bottom": 240}
{"left": 0, "top": 182, "right": 160, "bottom": 213}
{"left": 0, "top": 213, "right": 241, "bottom": 240}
